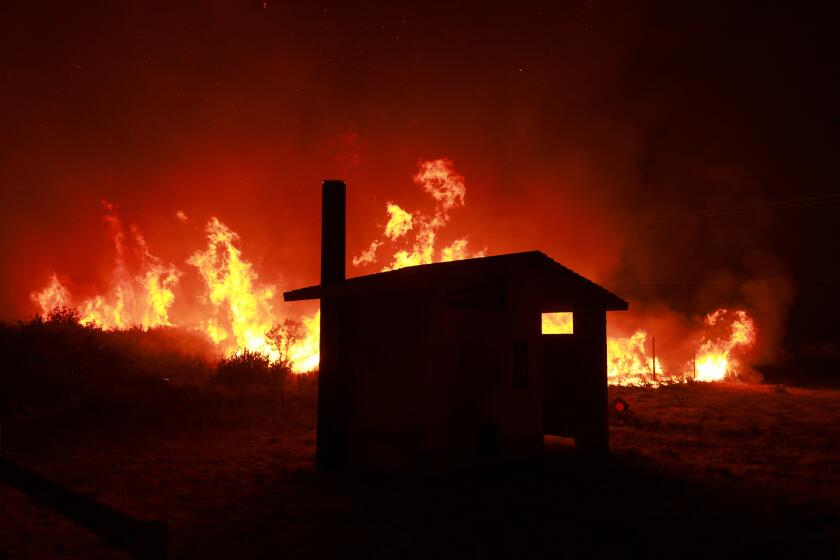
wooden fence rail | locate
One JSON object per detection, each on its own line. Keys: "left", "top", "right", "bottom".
{"left": 0, "top": 457, "right": 167, "bottom": 559}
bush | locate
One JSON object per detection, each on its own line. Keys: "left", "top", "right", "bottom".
{"left": 0, "top": 312, "right": 203, "bottom": 418}
{"left": 214, "top": 349, "right": 289, "bottom": 394}
{"left": 0, "top": 307, "right": 314, "bottom": 444}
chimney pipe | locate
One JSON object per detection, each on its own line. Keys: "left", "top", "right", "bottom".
{"left": 321, "top": 180, "right": 346, "bottom": 287}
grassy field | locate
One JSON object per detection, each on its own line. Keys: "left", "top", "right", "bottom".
{"left": 610, "top": 382, "right": 840, "bottom": 508}
{"left": 2, "top": 381, "right": 839, "bottom": 559}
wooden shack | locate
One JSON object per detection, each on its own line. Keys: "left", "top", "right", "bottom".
{"left": 284, "top": 180, "right": 628, "bottom": 469}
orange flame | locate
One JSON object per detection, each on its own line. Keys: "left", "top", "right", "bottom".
{"left": 284, "top": 309, "right": 321, "bottom": 373}
{"left": 32, "top": 202, "right": 180, "bottom": 330}
{"left": 691, "top": 309, "right": 756, "bottom": 382}
{"left": 607, "top": 329, "right": 664, "bottom": 386}
{"left": 354, "top": 158, "right": 484, "bottom": 271}
{"left": 606, "top": 309, "right": 757, "bottom": 386}
{"left": 384, "top": 203, "right": 414, "bottom": 240}
{"left": 32, "top": 274, "right": 71, "bottom": 314}
{"left": 30, "top": 165, "right": 760, "bottom": 386}
{"left": 31, "top": 207, "right": 319, "bottom": 374}
{"left": 187, "top": 217, "right": 281, "bottom": 361}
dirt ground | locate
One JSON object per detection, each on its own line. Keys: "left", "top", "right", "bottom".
{"left": 2, "top": 382, "right": 839, "bottom": 559}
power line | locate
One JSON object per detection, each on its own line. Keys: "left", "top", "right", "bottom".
{"left": 641, "top": 193, "right": 840, "bottom": 224}
{"left": 621, "top": 278, "right": 840, "bottom": 285}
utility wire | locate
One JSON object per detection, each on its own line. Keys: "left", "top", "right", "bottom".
{"left": 641, "top": 193, "right": 840, "bottom": 224}
{"left": 620, "top": 278, "right": 840, "bottom": 285}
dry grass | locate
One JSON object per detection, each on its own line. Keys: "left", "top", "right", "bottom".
{"left": 609, "top": 382, "right": 840, "bottom": 509}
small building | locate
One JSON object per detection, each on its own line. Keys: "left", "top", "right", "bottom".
{"left": 284, "top": 181, "right": 628, "bottom": 469}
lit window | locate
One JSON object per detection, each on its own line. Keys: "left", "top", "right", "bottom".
{"left": 542, "top": 312, "right": 573, "bottom": 334}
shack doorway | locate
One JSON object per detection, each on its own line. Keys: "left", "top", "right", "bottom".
{"left": 542, "top": 334, "right": 582, "bottom": 441}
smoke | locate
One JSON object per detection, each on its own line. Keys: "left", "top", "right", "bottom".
{"left": 740, "top": 273, "right": 796, "bottom": 365}
{"left": 2, "top": 1, "right": 838, "bottom": 371}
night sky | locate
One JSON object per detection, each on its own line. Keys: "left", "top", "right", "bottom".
{"left": 1, "top": 2, "right": 838, "bottom": 354}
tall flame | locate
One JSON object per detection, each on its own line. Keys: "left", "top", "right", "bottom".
{"left": 31, "top": 201, "right": 180, "bottom": 330}
{"left": 30, "top": 163, "right": 760, "bottom": 385}
{"left": 187, "top": 217, "right": 280, "bottom": 362}
{"left": 31, "top": 207, "right": 319, "bottom": 374}
{"left": 692, "top": 309, "right": 756, "bottom": 382}
{"left": 607, "top": 330, "right": 664, "bottom": 386}
{"left": 354, "top": 158, "right": 484, "bottom": 271}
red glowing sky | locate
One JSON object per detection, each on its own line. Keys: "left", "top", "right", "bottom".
{"left": 1, "top": 2, "right": 839, "bottom": 346}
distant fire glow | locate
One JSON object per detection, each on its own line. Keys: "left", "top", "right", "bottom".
{"left": 607, "top": 309, "right": 757, "bottom": 386}
{"left": 693, "top": 309, "right": 757, "bottom": 382}
{"left": 31, "top": 159, "right": 758, "bottom": 384}
{"left": 607, "top": 329, "right": 665, "bottom": 385}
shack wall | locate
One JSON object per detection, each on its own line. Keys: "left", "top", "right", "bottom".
{"left": 334, "top": 278, "right": 544, "bottom": 469}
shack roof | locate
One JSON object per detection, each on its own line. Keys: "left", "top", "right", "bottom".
{"left": 284, "top": 251, "right": 628, "bottom": 311}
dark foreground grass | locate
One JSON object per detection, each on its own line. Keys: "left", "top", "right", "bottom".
{"left": 3, "top": 385, "right": 839, "bottom": 559}
{"left": 0, "top": 311, "right": 313, "bottom": 442}
{"left": 1, "top": 317, "right": 839, "bottom": 558}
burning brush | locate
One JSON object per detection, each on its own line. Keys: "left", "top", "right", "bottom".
{"left": 30, "top": 161, "right": 759, "bottom": 388}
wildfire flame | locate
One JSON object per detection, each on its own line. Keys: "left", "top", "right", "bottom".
{"left": 30, "top": 162, "right": 759, "bottom": 386}
{"left": 606, "top": 309, "right": 757, "bottom": 386}
{"left": 31, "top": 204, "right": 319, "bottom": 374}
{"left": 691, "top": 309, "right": 757, "bottom": 382}
{"left": 31, "top": 202, "right": 180, "bottom": 330}
{"left": 284, "top": 310, "right": 321, "bottom": 373}
{"left": 353, "top": 158, "right": 485, "bottom": 270}
{"left": 32, "top": 274, "right": 70, "bottom": 314}
{"left": 187, "top": 217, "right": 281, "bottom": 361}
{"left": 607, "top": 330, "right": 664, "bottom": 386}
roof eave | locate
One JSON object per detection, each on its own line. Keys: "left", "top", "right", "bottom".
{"left": 607, "top": 298, "right": 630, "bottom": 312}
{"left": 283, "top": 286, "right": 321, "bottom": 301}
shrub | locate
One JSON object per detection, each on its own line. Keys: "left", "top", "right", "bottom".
{"left": 0, "top": 310, "right": 212, "bottom": 420}
{"left": 214, "top": 349, "right": 289, "bottom": 392}
{"left": 0, "top": 309, "right": 306, "bottom": 436}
